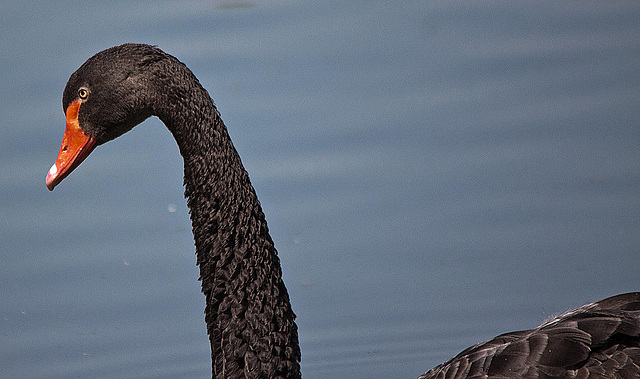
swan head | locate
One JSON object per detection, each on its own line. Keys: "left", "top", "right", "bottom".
{"left": 46, "top": 43, "right": 159, "bottom": 191}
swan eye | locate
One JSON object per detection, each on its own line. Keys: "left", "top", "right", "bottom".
{"left": 78, "top": 88, "right": 89, "bottom": 100}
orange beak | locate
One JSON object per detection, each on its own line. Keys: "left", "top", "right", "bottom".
{"left": 46, "top": 100, "right": 97, "bottom": 191}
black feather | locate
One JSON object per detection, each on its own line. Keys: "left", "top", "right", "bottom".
{"left": 63, "top": 43, "right": 301, "bottom": 378}
{"left": 420, "top": 293, "right": 640, "bottom": 379}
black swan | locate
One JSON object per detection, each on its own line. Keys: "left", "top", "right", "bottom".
{"left": 46, "top": 43, "right": 640, "bottom": 378}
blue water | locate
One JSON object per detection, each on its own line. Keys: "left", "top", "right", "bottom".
{"left": 1, "top": 1, "right": 639, "bottom": 378}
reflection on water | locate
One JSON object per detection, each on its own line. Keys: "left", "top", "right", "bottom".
{"left": 1, "top": 2, "right": 639, "bottom": 378}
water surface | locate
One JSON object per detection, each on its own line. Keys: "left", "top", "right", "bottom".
{"left": 1, "top": 1, "right": 639, "bottom": 378}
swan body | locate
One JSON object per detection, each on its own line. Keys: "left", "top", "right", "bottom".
{"left": 420, "top": 292, "right": 640, "bottom": 378}
{"left": 46, "top": 43, "right": 639, "bottom": 378}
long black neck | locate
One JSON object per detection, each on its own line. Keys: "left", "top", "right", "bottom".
{"left": 151, "top": 54, "right": 301, "bottom": 378}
